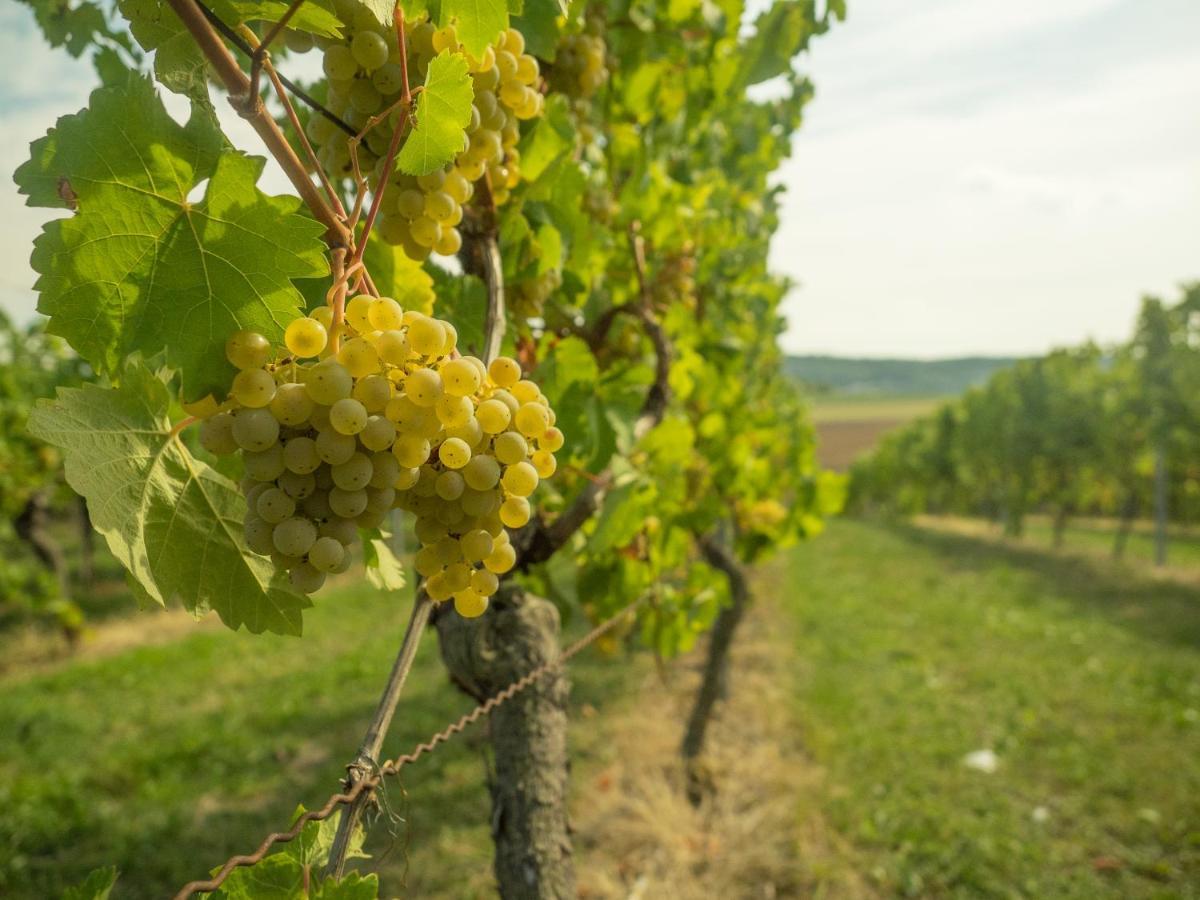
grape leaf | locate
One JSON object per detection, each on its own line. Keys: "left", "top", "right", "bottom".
{"left": 116, "top": 0, "right": 210, "bottom": 100}
{"left": 62, "top": 867, "right": 118, "bottom": 900}
{"left": 509, "top": 0, "right": 563, "bottom": 59}
{"left": 15, "top": 77, "right": 328, "bottom": 401}
{"left": 439, "top": 0, "right": 507, "bottom": 59}
{"left": 312, "top": 873, "right": 380, "bottom": 899}
{"left": 27, "top": 364, "right": 311, "bottom": 635}
{"left": 360, "top": 0, "right": 401, "bottom": 27}
{"left": 397, "top": 51, "right": 474, "bottom": 175}
{"left": 225, "top": 0, "right": 342, "bottom": 36}
{"left": 363, "top": 535, "right": 407, "bottom": 590}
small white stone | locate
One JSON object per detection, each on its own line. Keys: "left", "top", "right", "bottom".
{"left": 1032, "top": 806, "right": 1050, "bottom": 823}
{"left": 962, "top": 748, "right": 999, "bottom": 773}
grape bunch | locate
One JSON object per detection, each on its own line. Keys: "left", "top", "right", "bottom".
{"left": 375, "top": 23, "right": 545, "bottom": 257}
{"left": 550, "top": 32, "right": 608, "bottom": 145}
{"left": 196, "top": 297, "right": 561, "bottom": 619}
{"left": 651, "top": 242, "right": 698, "bottom": 313}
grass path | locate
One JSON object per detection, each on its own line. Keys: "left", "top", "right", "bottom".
{"left": 786, "top": 519, "right": 1200, "bottom": 897}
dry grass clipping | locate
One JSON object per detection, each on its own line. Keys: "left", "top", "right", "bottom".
{"left": 572, "top": 575, "right": 872, "bottom": 899}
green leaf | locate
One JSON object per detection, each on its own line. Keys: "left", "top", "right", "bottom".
{"left": 396, "top": 51, "right": 474, "bottom": 176}
{"left": 211, "top": 854, "right": 303, "bottom": 899}
{"left": 516, "top": 94, "right": 575, "bottom": 183}
{"left": 357, "top": 0, "right": 399, "bottom": 27}
{"left": 740, "top": 0, "right": 818, "bottom": 86}
{"left": 224, "top": 0, "right": 342, "bottom": 36}
{"left": 62, "top": 866, "right": 118, "bottom": 900}
{"left": 27, "top": 364, "right": 311, "bottom": 635}
{"left": 536, "top": 335, "right": 597, "bottom": 408}
{"left": 363, "top": 535, "right": 407, "bottom": 590}
{"left": 16, "top": 78, "right": 328, "bottom": 401}
{"left": 509, "top": 0, "right": 563, "bottom": 59}
{"left": 116, "top": 0, "right": 210, "bottom": 99}
{"left": 429, "top": 268, "right": 487, "bottom": 355}
{"left": 312, "top": 872, "right": 381, "bottom": 899}
{"left": 439, "top": 0, "right": 508, "bottom": 57}
{"left": 285, "top": 808, "right": 369, "bottom": 868}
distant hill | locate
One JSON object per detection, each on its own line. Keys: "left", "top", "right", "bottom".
{"left": 785, "top": 355, "right": 1019, "bottom": 397}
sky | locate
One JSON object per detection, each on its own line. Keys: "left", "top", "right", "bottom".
{"left": 1, "top": 0, "right": 1197, "bottom": 359}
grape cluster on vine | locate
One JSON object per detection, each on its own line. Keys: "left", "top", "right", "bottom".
{"left": 550, "top": 31, "right": 608, "bottom": 146}
{"left": 197, "top": 297, "right": 561, "bottom": 618}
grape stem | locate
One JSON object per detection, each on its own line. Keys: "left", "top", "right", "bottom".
{"left": 244, "top": 0, "right": 308, "bottom": 108}
{"left": 327, "top": 249, "right": 349, "bottom": 355}
{"left": 166, "top": 0, "right": 352, "bottom": 249}
{"left": 168, "top": 416, "right": 199, "bottom": 440}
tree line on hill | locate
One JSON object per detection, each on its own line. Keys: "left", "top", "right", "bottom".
{"left": 849, "top": 283, "right": 1200, "bottom": 564}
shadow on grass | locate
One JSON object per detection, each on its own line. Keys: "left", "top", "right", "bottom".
{"left": 885, "top": 519, "right": 1200, "bottom": 650}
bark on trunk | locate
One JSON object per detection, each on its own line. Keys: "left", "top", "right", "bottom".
{"left": 1153, "top": 443, "right": 1168, "bottom": 566}
{"left": 1112, "top": 492, "right": 1137, "bottom": 560}
{"left": 15, "top": 492, "right": 66, "bottom": 586}
{"left": 681, "top": 532, "right": 750, "bottom": 805}
{"left": 434, "top": 586, "right": 574, "bottom": 899}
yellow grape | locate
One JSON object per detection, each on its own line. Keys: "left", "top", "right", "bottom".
{"left": 285, "top": 317, "right": 328, "bottom": 358}
{"left": 226, "top": 330, "right": 272, "bottom": 370}
{"left": 463, "top": 454, "right": 501, "bottom": 490}
{"left": 345, "top": 294, "right": 374, "bottom": 333}
{"left": 471, "top": 568, "right": 499, "bottom": 596}
{"left": 408, "top": 315, "right": 445, "bottom": 356}
{"left": 440, "top": 358, "right": 482, "bottom": 398}
{"left": 501, "top": 461, "right": 539, "bottom": 497}
{"left": 488, "top": 356, "right": 521, "bottom": 387}
{"left": 540, "top": 426, "right": 565, "bottom": 452}
{"left": 476, "top": 399, "right": 511, "bottom": 434}
{"left": 374, "top": 329, "right": 411, "bottom": 366}
{"left": 305, "top": 361, "right": 353, "bottom": 404}
{"left": 405, "top": 367, "right": 444, "bottom": 407}
{"left": 337, "top": 337, "right": 382, "bottom": 377}
{"left": 532, "top": 449, "right": 557, "bottom": 478}
{"left": 329, "top": 398, "right": 369, "bottom": 435}
{"left": 453, "top": 589, "right": 488, "bottom": 618}
{"left": 499, "top": 496, "right": 531, "bottom": 528}
{"left": 231, "top": 368, "right": 276, "bottom": 408}
{"left": 439, "top": 437, "right": 472, "bottom": 469}
{"left": 514, "top": 402, "right": 550, "bottom": 438}
{"left": 368, "top": 296, "right": 405, "bottom": 330}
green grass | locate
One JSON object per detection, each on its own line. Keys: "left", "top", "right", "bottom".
{"left": 1012, "top": 515, "right": 1200, "bottom": 570}
{"left": 809, "top": 395, "right": 947, "bottom": 424}
{"left": 0, "top": 577, "right": 637, "bottom": 898}
{"left": 786, "top": 519, "right": 1200, "bottom": 897}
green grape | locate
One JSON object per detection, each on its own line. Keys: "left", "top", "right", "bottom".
{"left": 283, "top": 436, "right": 321, "bottom": 474}
{"left": 351, "top": 29, "right": 389, "bottom": 70}
{"left": 404, "top": 367, "right": 443, "bottom": 406}
{"left": 319, "top": 515, "right": 358, "bottom": 545}
{"left": 401, "top": 232, "right": 431, "bottom": 262}
{"left": 488, "top": 356, "right": 520, "bottom": 387}
{"left": 244, "top": 517, "right": 276, "bottom": 555}
{"left": 273, "top": 516, "right": 318, "bottom": 556}
{"left": 329, "top": 397, "right": 369, "bottom": 435}
{"left": 289, "top": 563, "right": 326, "bottom": 594}
{"left": 257, "top": 487, "right": 296, "bottom": 524}
{"left": 435, "top": 394, "right": 473, "bottom": 428}
{"left": 516, "top": 54, "right": 538, "bottom": 85}
{"left": 415, "top": 516, "right": 449, "bottom": 545}
{"left": 409, "top": 216, "right": 440, "bottom": 248}
{"left": 314, "top": 465, "right": 335, "bottom": 490}
{"left": 284, "top": 28, "right": 315, "bottom": 53}
{"left": 463, "top": 454, "right": 501, "bottom": 491}
{"left": 270, "top": 382, "right": 314, "bottom": 426}
{"left": 369, "top": 452, "right": 399, "bottom": 489}
{"left": 444, "top": 169, "right": 471, "bottom": 203}
{"left": 374, "top": 330, "right": 411, "bottom": 366}
{"left": 308, "top": 536, "right": 346, "bottom": 573}
{"left": 476, "top": 398, "right": 511, "bottom": 434}
{"left": 435, "top": 502, "right": 465, "bottom": 527}
{"left": 491, "top": 388, "right": 520, "bottom": 413}
{"left": 377, "top": 214, "right": 409, "bottom": 246}
{"left": 360, "top": 415, "right": 397, "bottom": 451}
{"left": 231, "top": 368, "right": 277, "bottom": 408}
{"left": 245, "top": 480, "right": 272, "bottom": 507}
{"left": 531, "top": 449, "right": 557, "bottom": 478}
{"left": 414, "top": 545, "right": 443, "bottom": 578}
{"left": 285, "top": 317, "right": 328, "bottom": 358}
{"left": 226, "top": 330, "right": 271, "bottom": 370}
{"left": 278, "top": 470, "right": 316, "bottom": 500}
{"left": 453, "top": 589, "right": 488, "bottom": 618}
{"left": 392, "top": 467, "right": 418, "bottom": 492}
{"left": 395, "top": 189, "right": 425, "bottom": 219}
{"left": 316, "top": 429, "right": 357, "bottom": 465}
{"left": 332, "top": 452, "right": 373, "bottom": 491}
{"left": 434, "top": 229, "right": 462, "bottom": 256}
{"left": 460, "top": 528, "right": 493, "bottom": 562}
{"left": 499, "top": 80, "right": 524, "bottom": 108}
{"left": 199, "top": 413, "right": 239, "bottom": 455}
{"left": 365, "top": 485, "right": 395, "bottom": 513}
{"left": 439, "top": 437, "right": 471, "bottom": 469}
{"left": 372, "top": 63, "right": 404, "bottom": 94}
{"left": 345, "top": 295, "right": 374, "bottom": 333}
{"left": 439, "top": 360, "right": 480, "bottom": 398}
{"left": 391, "top": 434, "right": 430, "bottom": 468}
{"left": 350, "top": 79, "right": 383, "bottom": 114}
{"left": 424, "top": 191, "right": 456, "bottom": 222}
{"left": 302, "top": 489, "right": 334, "bottom": 520}
{"left": 435, "top": 470, "right": 465, "bottom": 501}
{"left": 425, "top": 573, "right": 453, "bottom": 602}
{"left": 368, "top": 297, "right": 405, "bottom": 331}
{"left": 323, "top": 44, "right": 358, "bottom": 80}
{"left": 445, "top": 415, "right": 483, "bottom": 449}
{"left": 232, "top": 408, "right": 280, "bottom": 452}
{"left": 244, "top": 445, "right": 286, "bottom": 481}
{"left": 352, "top": 373, "right": 392, "bottom": 412}
{"left": 461, "top": 487, "right": 499, "bottom": 517}
{"left": 306, "top": 360, "right": 353, "bottom": 404}
{"left": 443, "top": 562, "right": 471, "bottom": 592}
{"left": 501, "top": 460, "right": 538, "bottom": 497}
{"left": 337, "top": 338, "right": 382, "bottom": 378}
{"left": 499, "top": 496, "right": 530, "bottom": 528}
{"left": 433, "top": 536, "right": 463, "bottom": 565}
{"left": 329, "top": 486, "right": 368, "bottom": 518}
{"left": 483, "top": 541, "right": 516, "bottom": 574}
{"left": 515, "top": 402, "right": 550, "bottom": 437}
{"left": 471, "top": 568, "right": 499, "bottom": 597}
